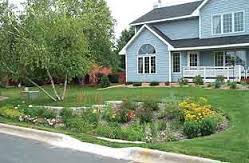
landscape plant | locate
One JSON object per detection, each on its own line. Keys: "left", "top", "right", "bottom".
{"left": 193, "top": 75, "right": 204, "bottom": 85}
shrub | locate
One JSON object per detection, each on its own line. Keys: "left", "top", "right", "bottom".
{"left": 108, "top": 74, "right": 119, "bottom": 83}
{"left": 96, "top": 123, "right": 123, "bottom": 139}
{"left": 179, "top": 98, "right": 216, "bottom": 122}
{"left": 123, "top": 122, "right": 144, "bottom": 141}
{"left": 64, "top": 118, "right": 95, "bottom": 133}
{"left": 133, "top": 82, "right": 142, "bottom": 87}
{"left": 150, "top": 82, "right": 159, "bottom": 86}
{"left": 143, "top": 100, "right": 159, "bottom": 111}
{"left": 99, "top": 75, "right": 111, "bottom": 88}
{"left": 60, "top": 108, "right": 74, "bottom": 120}
{"left": 0, "top": 106, "right": 24, "bottom": 119}
{"left": 82, "top": 109, "right": 100, "bottom": 127}
{"left": 229, "top": 82, "right": 237, "bottom": 89}
{"left": 193, "top": 75, "right": 204, "bottom": 85}
{"left": 137, "top": 108, "right": 153, "bottom": 124}
{"left": 207, "top": 83, "right": 213, "bottom": 88}
{"left": 165, "top": 82, "right": 170, "bottom": 86}
{"left": 199, "top": 118, "right": 218, "bottom": 136}
{"left": 214, "top": 80, "right": 221, "bottom": 89}
{"left": 178, "top": 78, "right": 188, "bottom": 86}
{"left": 216, "top": 75, "right": 225, "bottom": 84}
{"left": 183, "top": 121, "right": 200, "bottom": 138}
{"left": 42, "top": 110, "right": 56, "bottom": 119}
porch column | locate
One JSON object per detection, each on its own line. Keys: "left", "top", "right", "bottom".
{"left": 169, "top": 51, "right": 172, "bottom": 82}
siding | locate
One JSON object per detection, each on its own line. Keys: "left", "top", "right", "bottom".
{"left": 126, "top": 28, "right": 170, "bottom": 82}
{"left": 154, "top": 18, "right": 199, "bottom": 40}
{"left": 200, "top": 0, "right": 249, "bottom": 38}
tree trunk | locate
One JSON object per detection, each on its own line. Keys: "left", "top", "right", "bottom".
{"left": 46, "top": 69, "right": 61, "bottom": 101}
{"left": 26, "top": 78, "right": 57, "bottom": 101}
{"left": 61, "top": 74, "right": 68, "bottom": 101}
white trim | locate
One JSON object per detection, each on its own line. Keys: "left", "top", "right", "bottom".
{"left": 119, "top": 24, "right": 174, "bottom": 55}
{"left": 187, "top": 51, "right": 200, "bottom": 67}
{"left": 172, "top": 52, "right": 182, "bottom": 74}
{"left": 137, "top": 55, "right": 157, "bottom": 75}
{"left": 173, "top": 43, "right": 249, "bottom": 51}
{"left": 213, "top": 51, "right": 225, "bottom": 67}
{"left": 130, "top": 15, "right": 197, "bottom": 26}
{"left": 125, "top": 51, "right": 128, "bottom": 82}
{"left": 192, "top": 0, "right": 210, "bottom": 15}
{"left": 169, "top": 51, "right": 172, "bottom": 82}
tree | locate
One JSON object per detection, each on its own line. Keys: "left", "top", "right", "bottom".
{"left": 115, "top": 27, "right": 135, "bottom": 70}
{"left": 0, "top": 1, "right": 80, "bottom": 101}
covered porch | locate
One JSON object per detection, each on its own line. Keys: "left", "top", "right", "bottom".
{"left": 171, "top": 49, "right": 249, "bottom": 82}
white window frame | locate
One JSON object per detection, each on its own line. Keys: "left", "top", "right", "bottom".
{"left": 212, "top": 11, "right": 245, "bottom": 35}
{"left": 137, "top": 55, "right": 157, "bottom": 74}
{"left": 172, "top": 52, "right": 181, "bottom": 74}
{"left": 187, "top": 51, "right": 200, "bottom": 67}
{"left": 214, "top": 51, "right": 225, "bottom": 67}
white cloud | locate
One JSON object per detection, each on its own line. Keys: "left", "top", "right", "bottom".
{"left": 9, "top": 0, "right": 198, "bottom": 38}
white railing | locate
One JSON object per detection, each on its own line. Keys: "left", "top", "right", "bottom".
{"left": 183, "top": 66, "right": 244, "bottom": 82}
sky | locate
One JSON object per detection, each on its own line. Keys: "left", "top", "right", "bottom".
{"left": 10, "top": 0, "right": 198, "bottom": 38}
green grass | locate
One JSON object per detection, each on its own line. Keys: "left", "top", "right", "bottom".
{"left": 0, "top": 86, "right": 249, "bottom": 162}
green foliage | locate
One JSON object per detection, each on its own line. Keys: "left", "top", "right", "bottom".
{"left": 183, "top": 121, "right": 200, "bottom": 138}
{"left": 81, "top": 109, "right": 100, "bottom": 127}
{"left": 143, "top": 100, "right": 159, "bottom": 111}
{"left": 0, "top": 106, "right": 23, "bottom": 119}
{"left": 214, "top": 80, "right": 222, "bottom": 89}
{"left": 193, "top": 75, "right": 204, "bottom": 85}
{"left": 108, "top": 74, "right": 119, "bottom": 83}
{"left": 178, "top": 78, "right": 188, "bottom": 86}
{"left": 96, "top": 123, "right": 123, "bottom": 139}
{"left": 150, "top": 82, "right": 159, "bottom": 86}
{"left": 100, "top": 75, "right": 111, "bottom": 88}
{"left": 122, "top": 122, "right": 144, "bottom": 141}
{"left": 199, "top": 118, "right": 218, "bottom": 136}
{"left": 64, "top": 118, "right": 95, "bottom": 133}
{"left": 137, "top": 108, "right": 153, "bottom": 124}
{"left": 229, "top": 82, "right": 237, "bottom": 89}
{"left": 133, "top": 82, "right": 142, "bottom": 87}
{"left": 115, "top": 27, "right": 135, "bottom": 70}
{"left": 216, "top": 76, "right": 225, "bottom": 84}
{"left": 60, "top": 108, "right": 74, "bottom": 121}
{"left": 22, "top": 107, "right": 56, "bottom": 119}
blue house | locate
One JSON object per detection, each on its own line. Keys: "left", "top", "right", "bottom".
{"left": 119, "top": 0, "right": 249, "bottom": 83}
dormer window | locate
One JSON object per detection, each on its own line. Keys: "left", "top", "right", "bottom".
{"left": 137, "top": 44, "right": 156, "bottom": 74}
{"left": 212, "top": 11, "right": 245, "bottom": 35}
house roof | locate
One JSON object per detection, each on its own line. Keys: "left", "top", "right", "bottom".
{"left": 171, "top": 35, "right": 249, "bottom": 50}
{"left": 131, "top": 1, "right": 203, "bottom": 26}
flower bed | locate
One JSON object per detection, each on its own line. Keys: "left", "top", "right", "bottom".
{"left": 0, "top": 97, "right": 228, "bottom": 143}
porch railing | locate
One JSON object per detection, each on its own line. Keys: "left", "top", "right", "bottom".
{"left": 182, "top": 66, "right": 244, "bottom": 82}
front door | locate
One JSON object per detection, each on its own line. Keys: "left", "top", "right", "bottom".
{"left": 188, "top": 51, "right": 200, "bottom": 67}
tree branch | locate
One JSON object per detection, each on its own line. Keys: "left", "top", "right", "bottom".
{"left": 61, "top": 74, "right": 68, "bottom": 100}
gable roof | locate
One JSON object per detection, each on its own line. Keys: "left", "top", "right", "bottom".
{"left": 119, "top": 24, "right": 174, "bottom": 55}
{"left": 131, "top": 1, "right": 204, "bottom": 26}
{"left": 120, "top": 24, "right": 249, "bottom": 55}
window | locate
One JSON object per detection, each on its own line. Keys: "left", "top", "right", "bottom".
{"left": 214, "top": 52, "right": 224, "bottom": 66}
{"left": 223, "top": 13, "right": 232, "bottom": 33}
{"left": 213, "top": 15, "right": 222, "bottom": 34}
{"left": 188, "top": 53, "right": 199, "bottom": 67}
{"left": 137, "top": 44, "right": 156, "bottom": 74}
{"left": 172, "top": 53, "right": 181, "bottom": 73}
{"left": 151, "top": 56, "right": 156, "bottom": 73}
{"left": 212, "top": 11, "right": 245, "bottom": 35}
{"left": 234, "top": 12, "right": 244, "bottom": 32}
{"left": 144, "top": 57, "right": 150, "bottom": 73}
{"left": 138, "top": 57, "right": 143, "bottom": 73}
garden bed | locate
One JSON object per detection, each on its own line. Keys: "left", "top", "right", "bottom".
{"left": 0, "top": 97, "right": 228, "bottom": 143}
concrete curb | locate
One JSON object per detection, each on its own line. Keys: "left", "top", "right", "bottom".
{"left": 0, "top": 123, "right": 222, "bottom": 163}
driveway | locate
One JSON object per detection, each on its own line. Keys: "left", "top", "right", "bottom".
{"left": 0, "top": 133, "right": 130, "bottom": 163}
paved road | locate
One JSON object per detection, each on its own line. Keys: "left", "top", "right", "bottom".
{"left": 0, "top": 134, "right": 130, "bottom": 163}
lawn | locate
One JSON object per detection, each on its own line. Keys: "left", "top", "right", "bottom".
{"left": 0, "top": 86, "right": 249, "bottom": 162}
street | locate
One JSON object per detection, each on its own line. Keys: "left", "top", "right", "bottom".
{"left": 0, "top": 133, "right": 130, "bottom": 163}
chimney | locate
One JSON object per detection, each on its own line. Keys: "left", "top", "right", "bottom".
{"left": 153, "top": 0, "right": 162, "bottom": 9}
